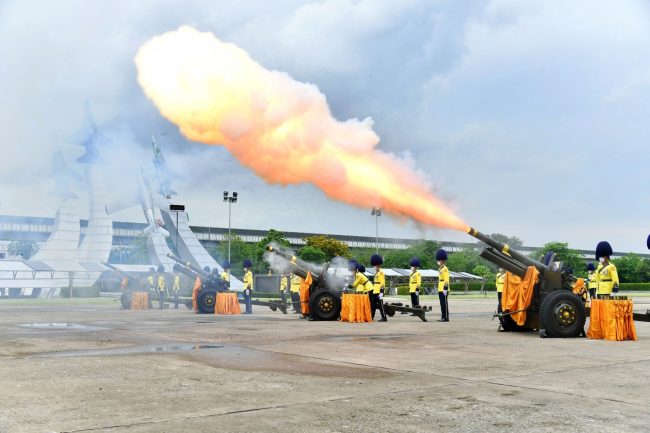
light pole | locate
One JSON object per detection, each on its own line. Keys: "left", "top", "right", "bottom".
{"left": 223, "top": 191, "right": 238, "bottom": 263}
{"left": 169, "top": 204, "right": 185, "bottom": 255}
{"left": 371, "top": 207, "right": 382, "bottom": 254}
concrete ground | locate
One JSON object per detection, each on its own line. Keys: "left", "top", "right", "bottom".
{"left": 1, "top": 295, "right": 649, "bottom": 433}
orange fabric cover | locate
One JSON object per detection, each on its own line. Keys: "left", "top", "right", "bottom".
{"left": 130, "top": 292, "right": 149, "bottom": 310}
{"left": 192, "top": 277, "right": 201, "bottom": 312}
{"left": 299, "top": 273, "right": 312, "bottom": 315}
{"left": 215, "top": 292, "right": 241, "bottom": 315}
{"left": 340, "top": 293, "right": 372, "bottom": 322}
{"left": 501, "top": 266, "right": 539, "bottom": 326}
{"left": 587, "top": 299, "right": 637, "bottom": 341}
{"left": 572, "top": 278, "right": 585, "bottom": 295}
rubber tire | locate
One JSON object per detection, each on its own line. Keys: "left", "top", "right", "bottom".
{"left": 120, "top": 288, "right": 134, "bottom": 309}
{"left": 196, "top": 290, "right": 218, "bottom": 314}
{"left": 386, "top": 308, "right": 396, "bottom": 317}
{"left": 308, "top": 290, "right": 341, "bottom": 321}
{"left": 540, "top": 290, "right": 586, "bottom": 338}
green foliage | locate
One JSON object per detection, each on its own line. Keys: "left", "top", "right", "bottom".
{"left": 471, "top": 265, "right": 494, "bottom": 281}
{"left": 254, "top": 229, "right": 291, "bottom": 271}
{"left": 217, "top": 234, "right": 256, "bottom": 276}
{"left": 532, "top": 242, "right": 586, "bottom": 277}
{"left": 380, "top": 241, "right": 441, "bottom": 269}
{"left": 382, "top": 249, "right": 414, "bottom": 269}
{"left": 298, "top": 246, "right": 327, "bottom": 263}
{"left": 305, "top": 235, "right": 350, "bottom": 260}
{"left": 613, "top": 254, "right": 650, "bottom": 283}
{"left": 489, "top": 233, "right": 523, "bottom": 248}
{"left": 7, "top": 240, "right": 39, "bottom": 260}
{"left": 619, "top": 283, "right": 650, "bottom": 291}
{"left": 59, "top": 286, "right": 100, "bottom": 298}
{"left": 446, "top": 249, "right": 483, "bottom": 273}
{"left": 126, "top": 234, "right": 151, "bottom": 264}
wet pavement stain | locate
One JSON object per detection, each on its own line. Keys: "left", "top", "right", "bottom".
{"left": 32, "top": 343, "right": 224, "bottom": 357}
{"left": 17, "top": 322, "right": 106, "bottom": 331}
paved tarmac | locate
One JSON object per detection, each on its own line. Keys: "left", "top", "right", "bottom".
{"left": 1, "top": 295, "right": 649, "bottom": 433}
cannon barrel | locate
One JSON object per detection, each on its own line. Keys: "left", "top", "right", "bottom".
{"left": 265, "top": 245, "right": 323, "bottom": 281}
{"left": 102, "top": 262, "right": 135, "bottom": 279}
{"left": 466, "top": 227, "right": 549, "bottom": 274}
{"left": 166, "top": 253, "right": 210, "bottom": 279}
{"left": 172, "top": 263, "right": 200, "bottom": 280}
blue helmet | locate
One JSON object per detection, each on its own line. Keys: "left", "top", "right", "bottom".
{"left": 348, "top": 260, "right": 358, "bottom": 272}
{"left": 157, "top": 265, "right": 165, "bottom": 273}
{"left": 222, "top": 261, "right": 231, "bottom": 270}
{"left": 409, "top": 257, "right": 421, "bottom": 268}
{"left": 435, "top": 249, "right": 448, "bottom": 261}
{"left": 595, "top": 241, "right": 613, "bottom": 260}
{"left": 587, "top": 263, "right": 595, "bottom": 271}
{"left": 203, "top": 266, "right": 211, "bottom": 273}
{"left": 370, "top": 254, "right": 383, "bottom": 266}
{"left": 243, "top": 259, "right": 253, "bottom": 268}
{"left": 358, "top": 264, "right": 366, "bottom": 273}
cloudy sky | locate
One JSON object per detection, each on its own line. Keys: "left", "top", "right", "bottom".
{"left": 0, "top": 0, "right": 649, "bottom": 253}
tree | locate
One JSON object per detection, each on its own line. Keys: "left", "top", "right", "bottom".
{"left": 218, "top": 234, "right": 256, "bottom": 276}
{"left": 613, "top": 254, "right": 647, "bottom": 283}
{"left": 533, "top": 242, "right": 585, "bottom": 277}
{"left": 446, "top": 249, "right": 484, "bottom": 273}
{"left": 471, "top": 264, "right": 494, "bottom": 280}
{"left": 127, "top": 234, "right": 151, "bottom": 264}
{"left": 304, "top": 235, "right": 350, "bottom": 260}
{"left": 7, "top": 240, "right": 39, "bottom": 260}
{"left": 298, "top": 246, "right": 327, "bottom": 264}
{"left": 490, "top": 233, "right": 524, "bottom": 248}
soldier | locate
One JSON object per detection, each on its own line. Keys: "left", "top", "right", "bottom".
{"left": 495, "top": 267, "right": 506, "bottom": 331}
{"left": 349, "top": 261, "right": 373, "bottom": 293}
{"left": 147, "top": 267, "right": 156, "bottom": 308}
{"left": 280, "top": 273, "right": 288, "bottom": 304}
{"left": 436, "top": 249, "right": 450, "bottom": 322}
{"left": 156, "top": 265, "right": 166, "bottom": 310}
{"left": 586, "top": 263, "right": 597, "bottom": 300}
{"left": 220, "top": 261, "right": 231, "bottom": 291}
{"left": 290, "top": 273, "right": 302, "bottom": 313}
{"left": 370, "top": 254, "right": 388, "bottom": 322}
{"left": 409, "top": 257, "right": 422, "bottom": 308}
{"left": 595, "top": 241, "right": 619, "bottom": 297}
{"left": 495, "top": 267, "right": 505, "bottom": 313}
{"left": 172, "top": 271, "right": 181, "bottom": 309}
{"left": 242, "top": 259, "right": 253, "bottom": 314}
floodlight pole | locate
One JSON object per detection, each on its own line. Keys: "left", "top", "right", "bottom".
{"left": 223, "top": 191, "right": 238, "bottom": 263}
{"left": 371, "top": 208, "right": 382, "bottom": 254}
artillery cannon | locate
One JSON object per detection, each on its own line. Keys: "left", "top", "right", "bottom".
{"left": 167, "top": 253, "right": 288, "bottom": 315}
{"left": 466, "top": 227, "right": 584, "bottom": 337}
{"left": 102, "top": 262, "right": 146, "bottom": 309}
{"left": 265, "top": 245, "right": 431, "bottom": 321}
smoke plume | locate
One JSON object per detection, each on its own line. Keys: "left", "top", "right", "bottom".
{"left": 135, "top": 26, "right": 467, "bottom": 231}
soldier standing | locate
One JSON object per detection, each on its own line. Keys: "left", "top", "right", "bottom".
{"left": 495, "top": 268, "right": 505, "bottom": 313}
{"left": 409, "top": 257, "right": 422, "bottom": 308}
{"left": 156, "top": 265, "right": 166, "bottom": 310}
{"left": 147, "top": 267, "right": 156, "bottom": 308}
{"left": 172, "top": 271, "right": 181, "bottom": 309}
{"left": 595, "top": 241, "right": 619, "bottom": 297}
{"left": 220, "top": 261, "right": 231, "bottom": 291}
{"left": 436, "top": 249, "right": 450, "bottom": 322}
{"left": 290, "top": 273, "right": 302, "bottom": 313}
{"left": 371, "top": 254, "right": 388, "bottom": 322}
{"left": 280, "top": 273, "right": 288, "bottom": 304}
{"left": 242, "top": 259, "right": 253, "bottom": 314}
{"left": 586, "top": 263, "right": 597, "bottom": 300}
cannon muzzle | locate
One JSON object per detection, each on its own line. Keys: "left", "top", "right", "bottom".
{"left": 102, "top": 262, "right": 134, "bottom": 279}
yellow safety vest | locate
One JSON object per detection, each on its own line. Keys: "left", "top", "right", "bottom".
{"left": 157, "top": 274, "right": 166, "bottom": 292}
{"left": 243, "top": 270, "right": 253, "bottom": 290}
{"left": 290, "top": 275, "right": 302, "bottom": 293}
{"left": 280, "top": 276, "right": 288, "bottom": 292}
{"left": 587, "top": 272, "right": 597, "bottom": 290}
{"left": 172, "top": 275, "right": 180, "bottom": 291}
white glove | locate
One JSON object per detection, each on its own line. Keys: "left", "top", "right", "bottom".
{"left": 245, "top": 289, "right": 250, "bottom": 296}
{"left": 378, "top": 293, "right": 383, "bottom": 299}
{"left": 443, "top": 290, "right": 448, "bottom": 296}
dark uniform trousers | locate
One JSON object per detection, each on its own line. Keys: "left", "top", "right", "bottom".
{"left": 438, "top": 291, "right": 449, "bottom": 321}
{"left": 158, "top": 291, "right": 165, "bottom": 310}
{"left": 280, "top": 290, "right": 287, "bottom": 304}
{"left": 291, "top": 292, "right": 301, "bottom": 313}
{"left": 410, "top": 290, "right": 420, "bottom": 307}
{"left": 371, "top": 290, "right": 387, "bottom": 321}
{"left": 173, "top": 290, "right": 179, "bottom": 309}
{"left": 244, "top": 289, "right": 252, "bottom": 314}
{"left": 497, "top": 292, "right": 502, "bottom": 313}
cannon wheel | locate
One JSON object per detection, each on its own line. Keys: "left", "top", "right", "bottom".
{"left": 500, "top": 315, "right": 527, "bottom": 332}
{"left": 308, "top": 290, "right": 341, "bottom": 321}
{"left": 120, "top": 288, "right": 134, "bottom": 309}
{"left": 540, "top": 290, "right": 586, "bottom": 338}
{"left": 196, "top": 290, "right": 218, "bottom": 314}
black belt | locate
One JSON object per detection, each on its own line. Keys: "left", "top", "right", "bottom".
{"left": 600, "top": 279, "right": 612, "bottom": 282}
